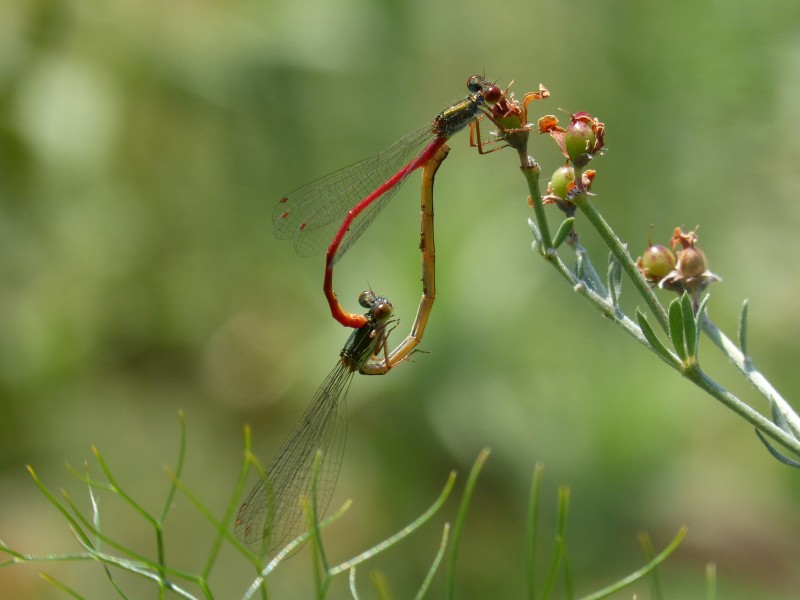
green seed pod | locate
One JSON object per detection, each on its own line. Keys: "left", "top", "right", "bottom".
{"left": 640, "top": 244, "right": 676, "bottom": 280}
{"left": 565, "top": 114, "right": 596, "bottom": 164}
{"left": 549, "top": 165, "right": 575, "bottom": 200}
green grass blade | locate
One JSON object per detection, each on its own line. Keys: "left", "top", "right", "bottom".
{"left": 91, "top": 445, "right": 158, "bottom": 527}
{"left": 369, "top": 571, "right": 391, "bottom": 600}
{"left": 26, "top": 466, "right": 93, "bottom": 550}
{"left": 307, "top": 450, "right": 331, "bottom": 592}
{"left": 68, "top": 533, "right": 199, "bottom": 599}
{"left": 559, "top": 534, "right": 573, "bottom": 600}
{"left": 413, "top": 524, "right": 450, "bottom": 600}
{"left": 637, "top": 532, "right": 662, "bottom": 600}
{"left": 40, "top": 572, "right": 86, "bottom": 599}
{"left": 445, "top": 448, "right": 491, "bottom": 600}
{"left": 330, "top": 471, "right": 457, "bottom": 576}
{"left": 59, "top": 487, "right": 153, "bottom": 563}
{"left": 349, "top": 565, "right": 360, "bottom": 600}
{"left": 158, "top": 411, "right": 187, "bottom": 526}
{"left": 245, "top": 497, "right": 352, "bottom": 593}
{"left": 706, "top": 562, "right": 717, "bottom": 600}
{"left": 578, "top": 527, "right": 688, "bottom": 600}
{"left": 205, "top": 424, "right": 260, "bottom": 574}
{"left": 83, "top": 462, "right": 131, "bottom": 599}
{"left": 540, "top": 486, "right": 571, "bottom": 600}
{"left": 526, "top": 463, "right": 545, "bottom": 600}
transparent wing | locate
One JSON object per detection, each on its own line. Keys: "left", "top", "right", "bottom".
{"left": 235, "top": 361, "right": 353, "bottom": 557}
{"left": 273, "top": 124, "right": 434, "bottom": 260}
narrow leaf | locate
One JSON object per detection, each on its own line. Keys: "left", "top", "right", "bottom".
{"left": 575, "top": 252, "right": 586, "bottom": 282}
{"left": 528, "top": 217, "right": 543, "bottom": 246}
{"left": 769, "top": 400, "right": 794, "bottom": 436}
{"left": 607, "top": 252, "right": 622, "bottom": 306}
{"left": 573, "top": 252, "right": 605, "bottom": 296}
{"left": 668, "top": 299, "right": 687, "bottom": 362}
{"left": 754, "top": 429, "right": 800, "bottom": 468}
{"left": 552, "top": 217, "right": 575, "bottom": 249}
{"left": 681, "top": 293, "right": 697, "bottom": 362}
{"left": 695, "top": 294, "right": 711, "bottom": 324}
{"left": 738, "top": 300, "right": 750, "bottom": 359}
{"left": 636, "top": 309, "right": 681, "bottom": 367}
{"left": 693, "top": 294, "right": 711, "bottom": 358}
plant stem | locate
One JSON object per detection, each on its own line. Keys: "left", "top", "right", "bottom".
{"left": 521, "top": 157, "right": 552, "bottom": 250}
{"left": 683, "top": 365, "right": 800, "bottom": 455}
{"left": 701, "top": 316, "right": 800, "bottom": 438}
{"left": 570, "top": 193, "right": 670, "bottom": 333}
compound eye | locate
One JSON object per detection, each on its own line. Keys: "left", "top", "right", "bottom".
{"left": 484, "top": 85, "right": 502, "bottom": 105}
{"left": 467, "top": 75, "right": 484, "bottom": 93}
{"left": 358, "top": 290, "right": 376, "bottom": 309}
{"left": 372, "top": 301, "right": 393, "bottom": 322}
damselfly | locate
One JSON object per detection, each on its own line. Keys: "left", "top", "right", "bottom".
{"left": 237, "top": 147, "right": 451, "bottom": 556}
{"left": 274, "top": 75, "right": 503, "bottom": 329}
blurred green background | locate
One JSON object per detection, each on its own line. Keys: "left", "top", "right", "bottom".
{"left": 2, "top": 0, "right": 800, "bottom": 597}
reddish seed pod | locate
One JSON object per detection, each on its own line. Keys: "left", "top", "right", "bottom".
{"left": 677, "top": 246, "right": 707, "bottom": 278}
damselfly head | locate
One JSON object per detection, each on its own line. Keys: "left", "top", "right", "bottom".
{"left": 357, "top": 290, "right": 393, "bottom": 323}
{"left": 466, "top": 75, "right": 504, "bottom": 110}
